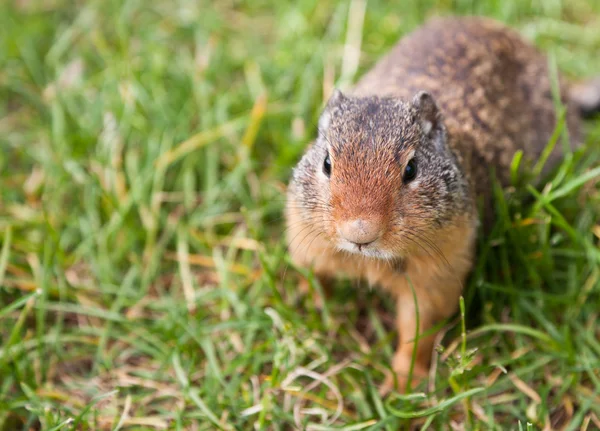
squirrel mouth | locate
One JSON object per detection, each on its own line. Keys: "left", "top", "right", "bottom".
{"left": 355, "top": 241, "right": 373, "bottom": 251}
{"left": 337, "top": 238, "right": 394, "bottom": 260}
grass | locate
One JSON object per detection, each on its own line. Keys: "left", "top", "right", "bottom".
{"left": 1, "top": 0, "right": 599, "bottom": 429}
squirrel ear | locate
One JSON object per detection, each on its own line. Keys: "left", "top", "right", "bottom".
{"left": 412, "top": 91, "right": 442, "bottom": 137}
{"left": 326, "top": 88, "right": 346, "bottom": 108}
{"left": 319, "top": 89, "right": 346, "bottom": 133}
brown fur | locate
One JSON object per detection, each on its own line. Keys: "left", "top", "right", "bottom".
{"left": 285, "top": 16, "right": 593, "bottom": 393}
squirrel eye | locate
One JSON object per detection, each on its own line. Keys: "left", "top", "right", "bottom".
{"left": 323, "top": 152, "right": 332, "bottom": 177}
{"left": 403, "top": 158, "right": 417, "bottom": 183}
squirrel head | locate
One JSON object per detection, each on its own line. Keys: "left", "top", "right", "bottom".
{"left": 291, "top": 89, "right": 470, "bottom": 259}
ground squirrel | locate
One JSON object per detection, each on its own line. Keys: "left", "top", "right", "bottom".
{"left": 285, "top": 17, "right": 599, "bottom": 391}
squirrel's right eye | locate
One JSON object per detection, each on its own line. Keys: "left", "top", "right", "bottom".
{"left": 323, "top": 152, "right": 332, "bottom": 177}
{"left": 403, "top": 158, "right": 418, "bottom": 183}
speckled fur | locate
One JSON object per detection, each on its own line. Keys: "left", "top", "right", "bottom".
{"left": 285, "top": 16, "right": 592, "bottom": 392}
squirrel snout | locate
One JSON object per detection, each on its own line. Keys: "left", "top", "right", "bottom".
{"left": 338, "top": 219, "right": 383, "bottom": 247}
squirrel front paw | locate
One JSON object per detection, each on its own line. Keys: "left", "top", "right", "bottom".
{"left": 379, "top": 353, "right": 429, "bottom": 395}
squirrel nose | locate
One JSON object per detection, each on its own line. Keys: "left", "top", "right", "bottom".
{"left": 339, "top": 219, "right": 382, "bottom": 246}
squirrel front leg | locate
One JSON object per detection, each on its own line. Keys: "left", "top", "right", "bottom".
{"left": 391, "top": 278, "right": 462, "bottom": 392}
{"left": 385, "top": 224, "right": 475, "bottom": 392}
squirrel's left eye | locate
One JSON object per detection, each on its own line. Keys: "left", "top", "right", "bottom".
{"left": 403, "top": 158, "right": 417, "bottom": 183}
{"left": 323, "top": 152, "right": 332, "bottom": 178}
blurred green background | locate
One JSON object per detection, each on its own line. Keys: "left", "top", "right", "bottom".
{"left": 1, "top": 0, "right": 599, "bottom": 429}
